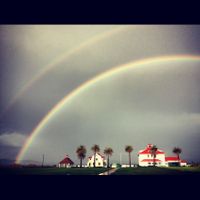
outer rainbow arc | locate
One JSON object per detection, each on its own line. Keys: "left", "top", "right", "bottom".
{"left": 1, "top": 25, "right": 129, "bottom": 118}
{"left": 15, "top": 54, "right": 200, "bottom": 164}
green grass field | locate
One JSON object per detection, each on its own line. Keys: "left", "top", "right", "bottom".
{"left": 1, "top": 166, "right": 200, "bottom": 175}
{"left": 111, "top": 166, "right": 200, "bottom": 175}
{"left": 0, "top": 167, "right": 108, "bottom": 175}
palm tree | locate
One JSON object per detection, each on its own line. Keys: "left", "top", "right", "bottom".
{"left": 173, "top": 147, "right": 182, "bottom": 164}
{"left": 76, "top": 145, "right": 87, "bottom": 168}
{"left": 150, "top": 145, "right": 158, "bottom": 167}
{"left": 104, "top": 147, "right": 113, "bottom": 168}
{"left": 91, "top": 144, "right": 100, "bottom": 167}
{"left": 125, "top": 145, "right": 133, "bottom": 167}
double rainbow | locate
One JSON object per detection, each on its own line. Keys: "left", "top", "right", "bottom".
{"left": 15, "top": 54, "right": 200, "bottom": 163}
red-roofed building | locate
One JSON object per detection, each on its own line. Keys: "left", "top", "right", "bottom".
{"left": 87, "top": 153, "right": 107, "bottom": 167}
{"left": 138, "top": 144, "right": 166, "bottom": 167}
{"left": 138, "top": 144, "right": 187, "bottom": 167}
{"left": 58, "top": 155, "right": 74, "bottom": 168}
{"left": 165, "top": 156, "right": 187, "bottom": 167}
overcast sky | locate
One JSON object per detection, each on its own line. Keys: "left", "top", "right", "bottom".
{"left": 0, "top": 25, "right": 200, "bottom": 164}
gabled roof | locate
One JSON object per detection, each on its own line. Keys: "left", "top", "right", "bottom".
{"left": 139, "top": 144, "right": 165, "bottom": 155}
{"left": 98, "top": 153, "right": 105, "bottom": 159}
{"left": 141, "top": 159, "right": 161, "bottom": 162}
{"left": 59, "top": 155, "right": 74, "bottom": 165}
{"left": 88, "top": 153, "right": 105, "bottom": 159}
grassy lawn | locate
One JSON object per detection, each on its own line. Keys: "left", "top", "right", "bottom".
{"left": 1, "top": 166, "right": 199, "bottom": 175}
{"left": 0, "top": 167, "right": 108, "bottom": 175}
{"left": 112, "top": 167, "right": 200, "bottom": 175}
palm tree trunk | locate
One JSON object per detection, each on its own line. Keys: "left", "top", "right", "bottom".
{"left": 80, "top": 158, "right": 82, "bottom": 168}
{"left": 107, "top": 155, "right": 110, "bottom": 168}
{"left": 129, "top": 152, "right": 131, "bottom": 167}
{"left": 94, "top": 152, "right": 96, "bottom": 167}
{"left": 177, "top": 154, "right": 180, "bottom": 166}
{"left": 153, "top": 155, "right": 155, "bottom": 167}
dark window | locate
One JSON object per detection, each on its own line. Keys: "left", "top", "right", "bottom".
{"left": 98, "top": 162, "right": 101, "bottom": 165}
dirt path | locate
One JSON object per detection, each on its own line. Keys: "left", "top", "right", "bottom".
{"left": 99, "top": 168, "right": 118, "bottom": 175}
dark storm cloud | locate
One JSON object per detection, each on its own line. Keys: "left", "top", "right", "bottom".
{"left": 22, "top": 60, "right": 200, "bottom": 164}
{"left": 0, "top": 25, "right": 200, "bottom": 162}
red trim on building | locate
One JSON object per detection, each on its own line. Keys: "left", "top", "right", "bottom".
{"left": 165, "top": 157, "right": 179, "bottom": 161}
{"left": 165, "top": 157, "right": 187, "bottom": 163}
{"left": 141, "top": 159, "right": 161, "bottom": 162}
{"left": 139, "top": 145, "right": 165, "bottom": 155}
{"left": 181, "top": 160, "right": 187, "bottom": 163}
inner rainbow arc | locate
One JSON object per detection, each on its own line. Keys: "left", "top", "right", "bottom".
{"left": 15, "top": 54, "right": 200, "bottom": 164}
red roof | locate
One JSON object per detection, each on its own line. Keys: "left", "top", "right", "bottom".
{"left": 59, "top": 156, "right": 74, "bottom": 165}
{"left": 165, "top": 157, "right": 187, "bottom": 163}
{"left": 139, "top": 145, "right": 165, "bottom": 155}
{"left": 181, "top": 160, "right": 187, "bottom": 163}
{"left": 141, "top": 159, "right": 161, "bottom": 162}
{"left": 165, "top": 157, "right": 179, "bottom": 161}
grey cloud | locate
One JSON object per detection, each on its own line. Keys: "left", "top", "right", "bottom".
{"left": 1, "top": 25, "right": 200, "bottom": 163}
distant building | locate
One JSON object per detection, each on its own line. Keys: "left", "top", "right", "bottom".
{"left": 111, "top": 163, "right": 121, "bottom": 168}
{"left": 58, "top": 155, "right": 74, "bottom": 168}
{"left": 138, "top": 144, "right": 187, "bottom": 167}
{"left": 87, "top": 153, "right": 107, "bottom": 167}
{"left": 165, "top": 157, "right": 187, "bottom": 167}
{"left": 121, "top": 164, "right": 136, "bottom": 168}
{"left": 138, "top": 144, "right": 166, "bottom": 167}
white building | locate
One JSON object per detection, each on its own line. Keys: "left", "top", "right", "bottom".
{"left": 138, "top": 144, "right": 166, "bottom": 167}
{"left": 138, "top": 144, "right": 188, "bottom": 167}
{"left": 87, "top": 153, "right": 107, "bottom": 167}
{"left": 165, "top": 157, "right": 187, "bottom": 167}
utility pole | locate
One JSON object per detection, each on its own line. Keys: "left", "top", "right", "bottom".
{"left": 42, "top": 154, "right": 44, "bottom": 167}
{"left": 119, "top": 153, "right": 122, "bottom": 165}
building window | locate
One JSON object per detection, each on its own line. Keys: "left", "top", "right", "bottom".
{"left": 96, "top": 158, "right": 98, "bottom": 160}
{"left": 147, "top": 155, "right": 149, "bottom": 158}
{"left": 98, "top": 162, "right": 101, "bottom": 166}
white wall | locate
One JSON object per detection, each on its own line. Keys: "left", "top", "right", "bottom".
{"left": 180, "top": 162, "right": 187, "bottom": 166}
{"left": 138, "top": 153, "right": 166, "bottom": 167}
{"left": 87, "top": 153, "right": 106, "bottom": 167}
